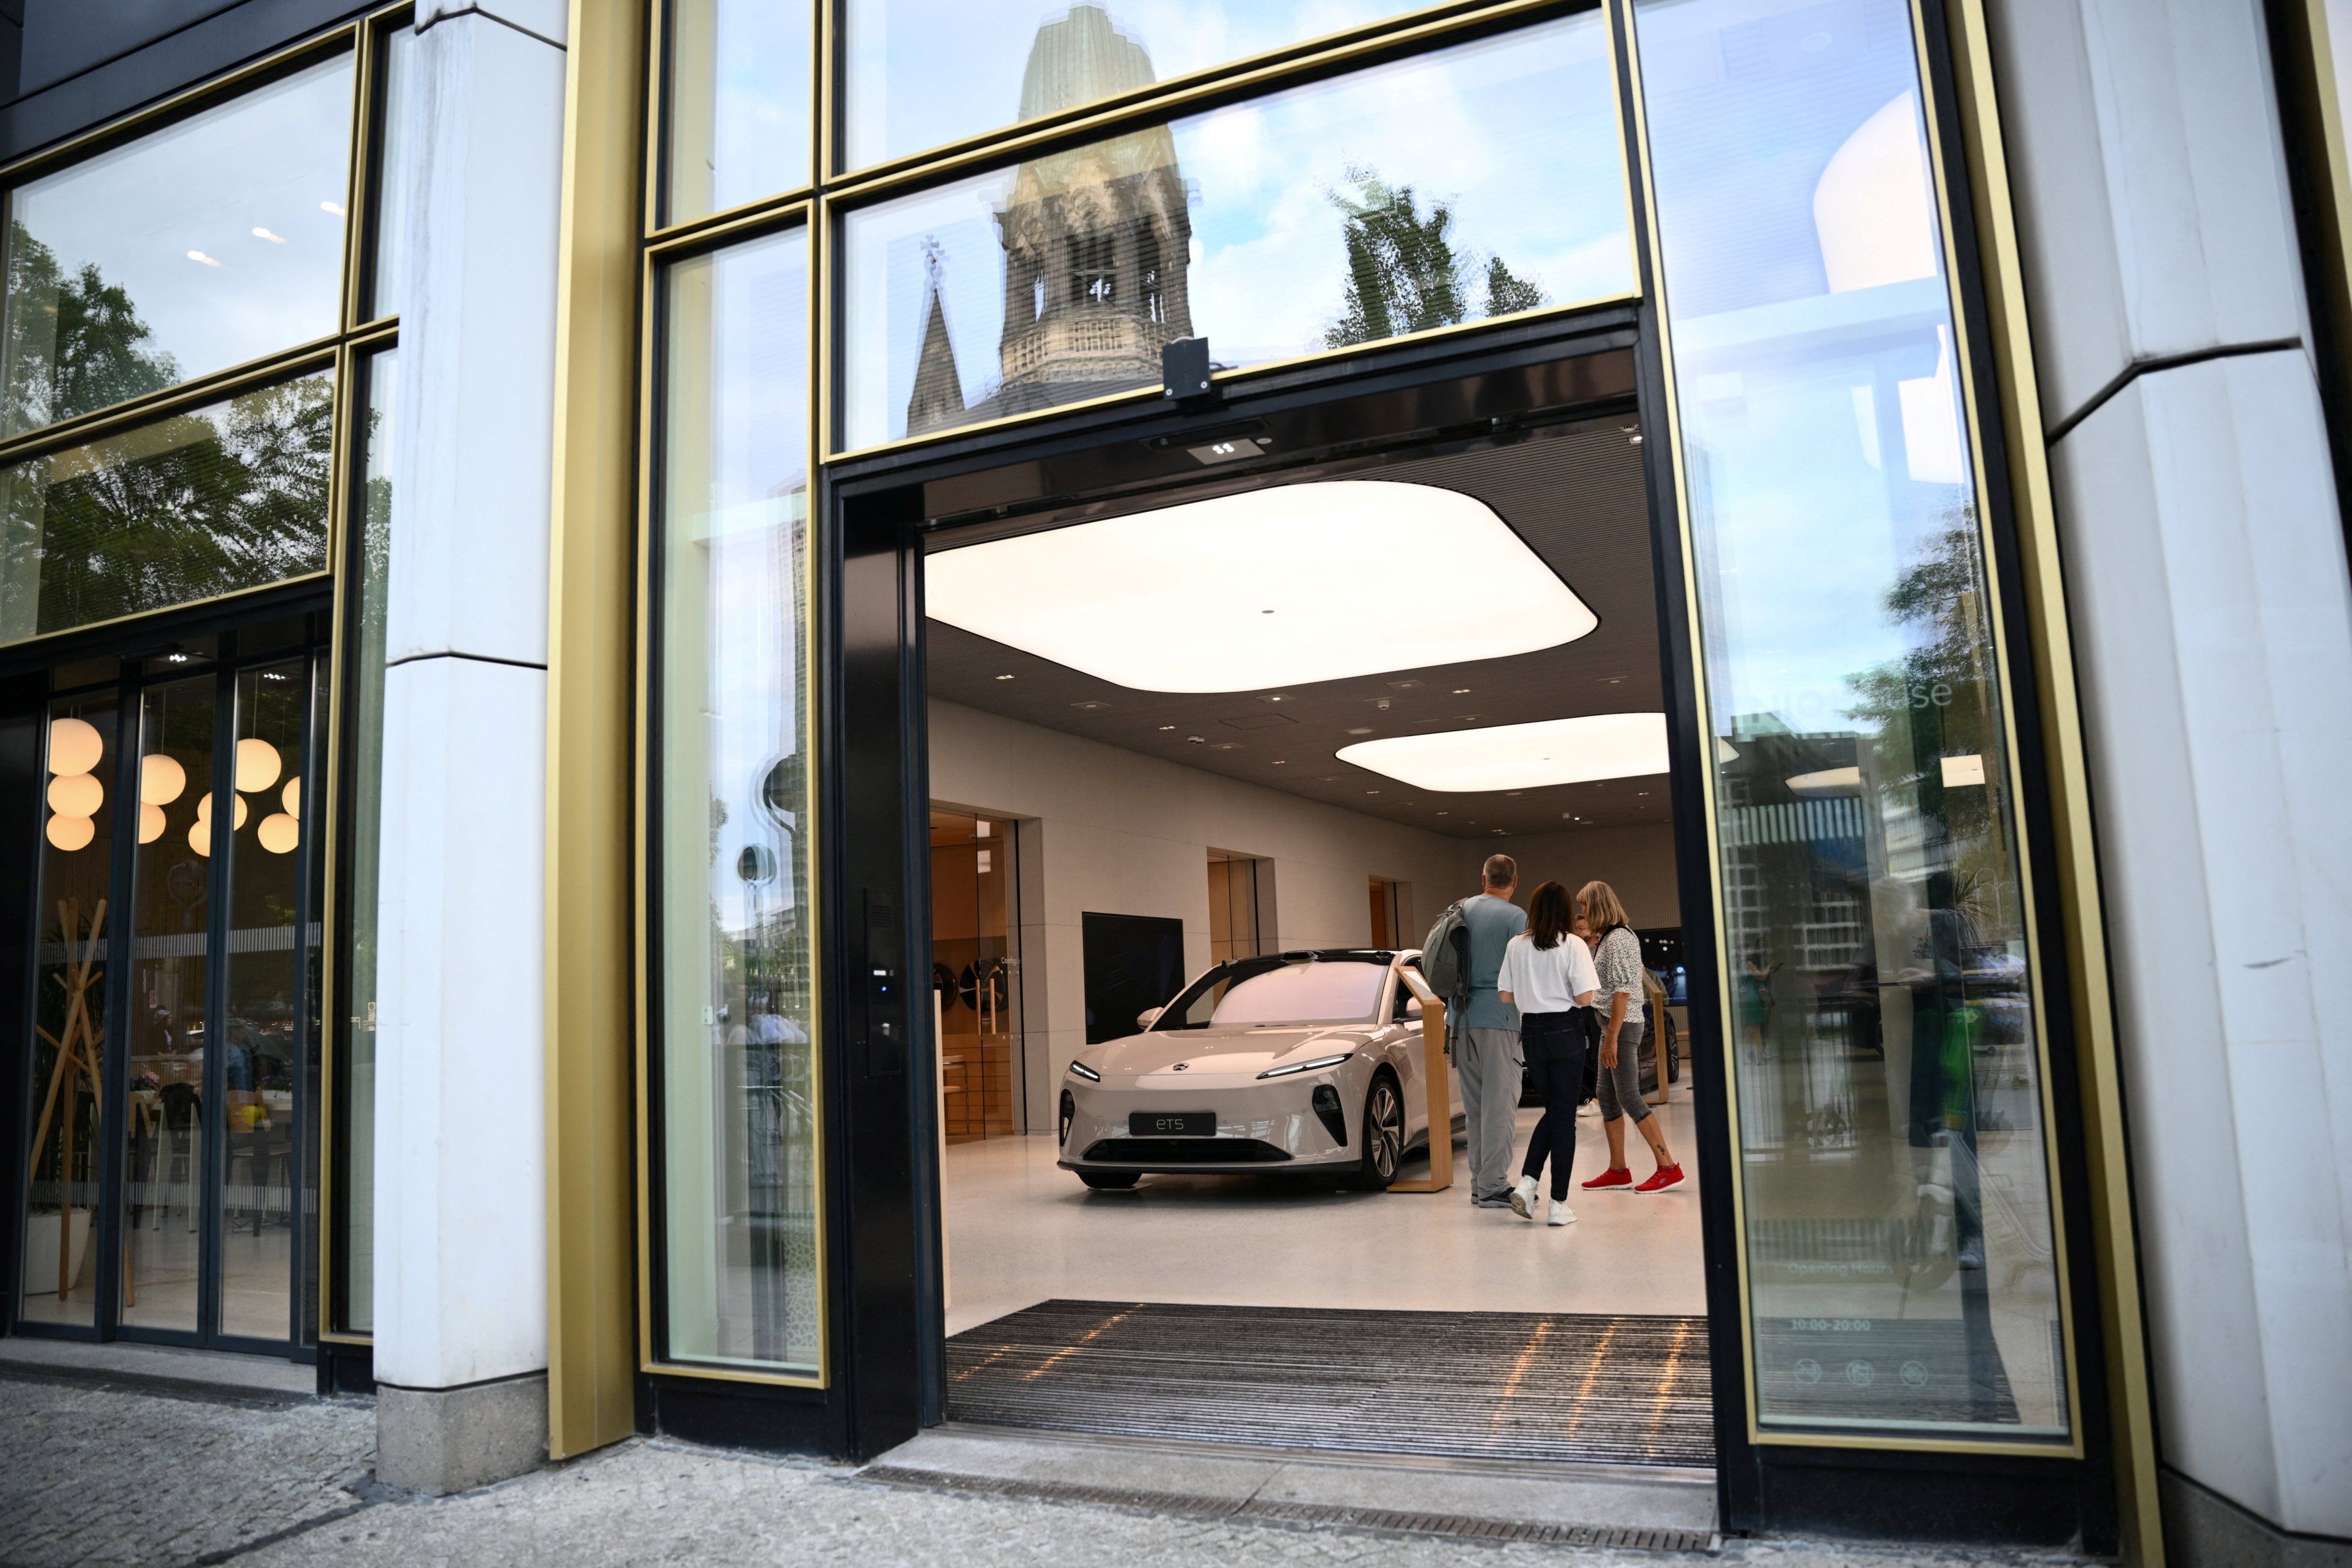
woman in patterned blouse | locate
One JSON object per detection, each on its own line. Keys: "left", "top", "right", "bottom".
{"left": 1577, "top": 880, "right": 1686, "bottom": 1194}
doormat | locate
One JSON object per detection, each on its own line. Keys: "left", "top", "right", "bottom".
{"left": 945, "top": 1300, "right": 1713, "bottom": 1468}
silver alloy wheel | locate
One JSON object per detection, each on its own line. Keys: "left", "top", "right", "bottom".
{"left": 1364, "top": 1076, "right": 1404, "bottom": 1186}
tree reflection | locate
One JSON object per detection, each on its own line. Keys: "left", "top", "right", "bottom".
{"left": 1324, "top": 168, "right": 1548, "bottom": 348}
{"left": 0, "top": 373, "right": 333, "bottom": 642}
{"left": 4, "top": 221, "right": 181, "bottom": 435}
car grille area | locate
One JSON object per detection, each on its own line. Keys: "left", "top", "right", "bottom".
{"left": 1079, "top": 1137, "right": 1292, "bottom": 1164}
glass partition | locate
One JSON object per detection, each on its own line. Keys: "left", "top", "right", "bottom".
{"left": 334, "top": 347, "right": 397, "bottom": 1334}
{"left": 218, "top": 660, "right": 310, "bottom": 1341}
{"left": 663, "top": 0, "right": 813, "bottom": 225}
{"left": 0, "top": 369, "right": 334, "bottom": 646}
{"left": 842, "top": 0, "right": 1432, "bottom": 171}
{"left": 368, "top": 25, "right": 418, "bottom": 321}
{"left": 1, "top": 55, "right": 354, "bottom": 437}
{"left": 840, "top": 8, "right": 1632, "bottom": 450}
{"left": 1635, "top": 0, "right": 2071, "bottom": 1439}
{"left": 17, "top": 696, "right": 118, "bottom": 1328}
{"left": 653, "top": 224, "right": 819, "bottom": 1373}
{"left": 122, "top": 675, "right": 214, "bottom": 1335}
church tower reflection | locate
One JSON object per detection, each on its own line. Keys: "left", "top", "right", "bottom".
{"left": 906, "top": 5, "right": 1194, "bottom": 435}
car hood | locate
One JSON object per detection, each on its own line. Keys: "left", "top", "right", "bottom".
{"left": 1080, "top": 1024, "right": 1383, "bottom": 1080}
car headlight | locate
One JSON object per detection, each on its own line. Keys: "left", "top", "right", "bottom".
{"left": 1257, "top": 1052, "right": 1354, "bottom": 1080}
{"left": 1067, "top": 1060, "right": 1102, "bottom": 1082}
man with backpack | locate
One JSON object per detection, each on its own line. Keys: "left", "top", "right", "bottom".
{"left": 1426, "top": 854, "right": 1529, "bottom": 1207}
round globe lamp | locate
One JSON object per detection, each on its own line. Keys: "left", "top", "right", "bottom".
{"left": 48, "top": 716, "right": 102, "bottom": 777}
{"left": 234, "top": 737, "right": 282, "bottom": 793}
{"left": 281, "top": 775, "right": 300, "bottom": 817}
{"left": 46, "top": 814, "right": 94, "bottom": 852}
{"left": 190, "top": 820, "right": 213, "bottom": 856}
{"left": 141, "top": 753, "right": 187, "bottom": 805}
{"left": 139, "top": 804, "right": 165, "bottom": 844}
{"left": 257, "top": 813, "right": 299, "bottom": 855}
{"left": 47, "top": 773, "right": 102, "bottom": 816}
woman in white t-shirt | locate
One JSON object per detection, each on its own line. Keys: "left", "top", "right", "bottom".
{"left": 1496, "top": 880, "right": 1600, "bottom": 1225}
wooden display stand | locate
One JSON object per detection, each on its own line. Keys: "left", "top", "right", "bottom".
{"left": 26, "top": 899, "right": 106, "bottom": 1302}
{"left": 1384, "top": 964, "right": 1453, "bottom": 1194}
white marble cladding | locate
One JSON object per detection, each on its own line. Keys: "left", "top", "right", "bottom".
{"left": 1992, "top": 0, "right": 2310, "bottom": 422}
{"left": 1992, "top": 0, "right": 2352, "bottom": 1541}
{"left": 372, "top": 656, "right": 551, "bottom": 1387}
{"left": 383, "top": 11, "right": 565, "bottom": 669}
{"left": 370, "top": 8, "right": 565, "bottom": 1400}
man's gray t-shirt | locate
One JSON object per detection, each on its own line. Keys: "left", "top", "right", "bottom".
{"left": 1459, "top": 893, "right": 1528, "bottom": 1029}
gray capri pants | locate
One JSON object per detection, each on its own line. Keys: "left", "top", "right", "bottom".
{"left": 1596, "top": 1017, "right": 1652, "bottom": 1124}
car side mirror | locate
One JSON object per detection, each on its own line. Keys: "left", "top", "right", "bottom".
{"left": 1137, "top": 1006, "right": 1163, "bottom": 1031}
{"left": 1405, "top": 996, "right": 1424, "bottom": 1018}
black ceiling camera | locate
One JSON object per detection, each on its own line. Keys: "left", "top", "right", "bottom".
{"left": 1161, "top": 336, "right": 1220, "bottom": 409}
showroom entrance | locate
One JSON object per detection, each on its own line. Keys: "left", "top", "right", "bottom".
{"left": 820, "top": 321, "right": 1734, "bottom": 1482}
{"left": 6, "top": 604, "right": 330, "bottom": 1355}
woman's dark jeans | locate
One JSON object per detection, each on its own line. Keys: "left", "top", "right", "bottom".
{"left": 1518, "top": 1010, "right": 1590, "bottom": 1202}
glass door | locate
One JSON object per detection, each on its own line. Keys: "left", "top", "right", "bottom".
{"left": 15, "top": 628, "right": 325, "bottom": 1351}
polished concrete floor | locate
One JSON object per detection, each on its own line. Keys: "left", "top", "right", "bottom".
{"left": 944, "top": 1084, "right": 1705, "bottom": 1336}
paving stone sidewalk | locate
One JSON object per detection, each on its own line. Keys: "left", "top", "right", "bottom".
{"left": 0, "top": 1376, "right": 2092, "bottom": 1568}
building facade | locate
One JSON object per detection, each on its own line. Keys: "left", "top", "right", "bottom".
{"left": 0, "top": 1, "right": 2345, "bottom": 1563}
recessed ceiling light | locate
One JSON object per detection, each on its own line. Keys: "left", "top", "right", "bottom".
{"left": 1208, "top": 741, "right": 1243, "bottom": 751}
{"left": 1346, "top": 726, "right": 1374, "bottom": 735}
{"left": 995, "top": 673, "right": 1017, "bottom": 681}
{"left": 1788, "top": 766, "right": 1863, "bottom": 794}
{"left": 1337, "top": 713, "right": 1671, "bottom": 793}
{"left": 1453, "top": 688, "right": 1472, "bottom": 694}
{"left": 1071, "top": 700, "right": 1111, "bottom": 710}
{"left": 1364, "top": 789, "right": 1380, "bottom": 795}
{"left": 1436, "top": 811, "right": 1449, "bottom": 816}
{"left": 1505, "top": 791, "right": 1524, "bottom": 797}
{"left": 925, "top": 480, "right": 1597, "bottom": 692}
{"left": 1158, "top": 725, "right": 1176, "bottom": 731}
{"left": 1187, "top": 735, "right": 1207, "bottom": 743}
{"left": 1272, "top": 759, "right": 1288, "bottom": 764}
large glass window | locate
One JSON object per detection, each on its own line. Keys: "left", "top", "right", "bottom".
{"left": 663, "top": 0, "right": 813, "bottom": 225}
{"left": 843, "top": 0, "right": 1432, "bottom": 171}
{"left": 1, "top": 55, "right": 354, "bottom": 438}
{"left": 1636, "top": 0, "right": 2071, "bottom": 1439}
{"left": 17, "top": 697, "right": 118, "bottom": 1328}
{"left": 840, "top": 9, "right": 1633, "bottom": 450}
{"left": 333, "top": 347, "right": 397, "bottom": 1335}
{"left": 653, "top": 225, "right": 819, "bottom": 1373}
{"left": 0, "top": 369, "right": 334, "bottom": 646}
{"left": 368, "top": 26, "right": 418, "bottom": 322}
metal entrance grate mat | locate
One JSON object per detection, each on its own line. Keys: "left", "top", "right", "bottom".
{"left": 947, "top": 1300, "right": 1713, "bottom": 1468}
{"left": 855, "top": 1467, "right": 1717, "bottom": 1552}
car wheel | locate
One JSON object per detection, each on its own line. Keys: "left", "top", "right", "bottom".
{"left": 1077, "top": 1170, "right": 1140, "bottom": 1191}
{"left": 1346, "top": 1073, "right": 1405, "bottom": 1191}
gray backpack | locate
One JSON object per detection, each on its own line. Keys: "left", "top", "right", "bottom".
{"left": 1419, "top": 898, "right": 1474, "bottom": 1006}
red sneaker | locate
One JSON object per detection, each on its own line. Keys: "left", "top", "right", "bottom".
{"left": 1635, "top": 1163, "right": 1686, "bottom": 1194}
{"left": 1582, "top": 1167, "right": 1633, "bottom": 1191}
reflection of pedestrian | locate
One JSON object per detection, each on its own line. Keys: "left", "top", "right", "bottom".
{"left": 1739, "top": 948, "right": 1778, "bottom": 1059}
{"left": 1578, "top": 881, "right": 1685, "bottom": 1194}
{"left": 1458, "top": 854, "right": 1528, "bottom": 1208}
{"left": 1906, "top": 870, "right": 1985, "bottom": 1270}
{"left": 1499, "top": 882, "right": 1597, "bottom": 1226}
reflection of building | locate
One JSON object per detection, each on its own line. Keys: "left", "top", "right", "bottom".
{"left": 906, "top": 5, "right": 1194, "bottom": 434}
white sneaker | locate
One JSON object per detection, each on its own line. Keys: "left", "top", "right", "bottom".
{"left": 1548, "top": 1200, "right": 1576, "bottom": 1226}
{"left": 1508, "top": 1175, "right": 1539, "bottom": 1219}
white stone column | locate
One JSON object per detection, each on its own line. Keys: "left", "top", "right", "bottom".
{"left": 370, "top": 0, "right": 566, "bottom": 1494}
{"left": 1990, "top": 1, "right": 2352, "bottom": 1556}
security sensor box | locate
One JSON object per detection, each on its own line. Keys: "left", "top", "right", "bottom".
{"left": 1161, "top": 337, "right": 1216, "bottom": 405}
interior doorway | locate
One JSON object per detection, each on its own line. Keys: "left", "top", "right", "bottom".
{"left": 11, "top": 613, "right": 326, "bottom": 1353}
{"left": 909, "top": 386, "right": 1714, "bottom": 1473}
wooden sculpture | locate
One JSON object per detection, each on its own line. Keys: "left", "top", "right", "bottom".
{"left": 26, "top": 898, "right": 103, "bottom": 1302}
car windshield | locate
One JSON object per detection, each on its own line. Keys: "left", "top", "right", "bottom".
{"left": 1154, "top": 957, "right": 1388, "bottom": 1029}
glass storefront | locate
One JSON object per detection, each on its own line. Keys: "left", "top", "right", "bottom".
{"left": 651, "top": 224, "right": 820, "bottom": 1374}
{"left": 624, "top": 0, "right": 2095, "bottom": 1445}
{"left": 5, "top": 21, "right": 399, "bottom": 1358}
{"left": 839, "top": 9, "right": 1632, "bottom": 450}
{"left": 1634, "top": 0, "right": 2072, "bottom": 1440}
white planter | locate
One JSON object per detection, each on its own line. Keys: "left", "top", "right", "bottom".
{"left": 22, "top": 1208, "right": 92, "bottom": 1296}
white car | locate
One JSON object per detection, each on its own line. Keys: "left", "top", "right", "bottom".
{"left": 1057, "top": 949, "right": 1463, "bottom": 1191}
